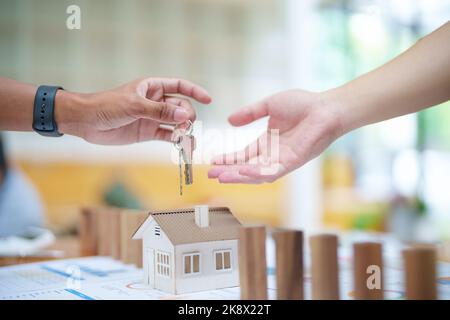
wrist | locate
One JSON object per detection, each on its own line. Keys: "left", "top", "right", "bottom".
{"left": 324, "top": 82, "right": 373, "bottom": 135}
{"left": 55, "top": 90, "right": 90, "bottom": 137}
{"left": 315, "top": 88, "right": 346, "bottom": 141}
{"left": 323, "top": 85, "right": 364, "bottom": 135}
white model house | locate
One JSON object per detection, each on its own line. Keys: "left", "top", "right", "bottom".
{"left": 132, "top": 205, "right": 241, "bottom": 294}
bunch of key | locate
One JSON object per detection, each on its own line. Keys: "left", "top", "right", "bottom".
{"left": 172, "top": 120, "right": 196, "bottom": 195}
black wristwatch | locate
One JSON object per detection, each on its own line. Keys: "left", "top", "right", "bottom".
{"left": 32, "top": 85, "right": 64, "bottom": 137}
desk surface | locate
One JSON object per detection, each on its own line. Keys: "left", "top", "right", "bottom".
{"left": 1, "top": 246, "right": 450, "bottom": 300}
{"left": 0, "top": 236, "right": 80, "bottom": 267}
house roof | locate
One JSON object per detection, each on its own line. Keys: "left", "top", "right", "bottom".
{"left": 132, "top": 207, "right": 241, "bottom": 245}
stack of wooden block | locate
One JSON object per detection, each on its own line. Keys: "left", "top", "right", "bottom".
{"left": 239, "top": 226, "right": 438, "bottom": 300}
{"left": 78, "top": 207, "right": 148, "bottom": 267}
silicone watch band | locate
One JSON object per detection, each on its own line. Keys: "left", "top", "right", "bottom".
{"left": 32, "top": 85, "right": 64, "bottom": 137}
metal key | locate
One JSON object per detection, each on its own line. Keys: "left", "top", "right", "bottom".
{"left": 172, "top": 120, "right": 195, "bottom": 195}
{"left": 180, "top": 133, "right": 196, "bottom": 185}
{"left": 177, "top": 145, "right": 184, "bottom": 195}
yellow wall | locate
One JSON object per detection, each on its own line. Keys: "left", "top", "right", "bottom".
{"left": 18, "top": 162, "right": 286, "bottom": 232}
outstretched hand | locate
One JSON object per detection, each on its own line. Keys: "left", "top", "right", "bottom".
{"left": 208, "top": 90, "right": 343, "bottom": 184}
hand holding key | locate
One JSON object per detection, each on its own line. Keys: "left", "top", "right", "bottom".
{"left": 53, "top": 77, "right": 211, "bottom": 145}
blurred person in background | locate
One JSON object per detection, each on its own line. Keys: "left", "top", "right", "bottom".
{"left": 209, "top": 22, "right": 450, "bottom": 184}
{"left": 0, "top": 134, "right": 44, "bottom": 237}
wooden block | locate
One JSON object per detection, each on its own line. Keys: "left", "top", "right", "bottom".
{"left": 310, "top": 234, "right": 339, "bottom": 300}
{"left": 438, "top": 240, "right": 450, "bottom": 262}
{"left": 353, "top": 242, "right": 384, "bottom": 300}
{"left": 274, "top": 229, "right": 303, "bottom": 300}
{"left": 110, "top": 209, "right": 121, "bottom": 260}
{"left": 120, "top": 210, "right": 148, "bottom": 267}
{"left": 78, "top": 207, "right": 99, "bottom": 256}
{"left": 238, "top": 226, "right": 267, "bottom": 300}
{"left": 403, "top": 246, "right": 437, "bottom": 300}
{"left": 97, "top": 208, "right": 113, "bottom": 256}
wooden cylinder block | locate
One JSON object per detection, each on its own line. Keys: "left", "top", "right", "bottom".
{"left": 110, "top": 209, "right": 122, "bottom": 260}
{"left": 353, "top": 242, "right": 384, "bottom": 300}
{"left": 403, "top": 247, "right": 437, "bottom": 300}
{"left": 79, "top": 208, "right": 99, "bottom": 256}
{"left": 238, "top": 226, "right": 268, "bottom": 300}
{"left": 274, "top": 229, "right": 304, "bottom": 300}
{"left": 97, "top": 209, "right": 115, "bottom": 256}
{"left": 310, "top": 234, "right": 339, "bottom": 300}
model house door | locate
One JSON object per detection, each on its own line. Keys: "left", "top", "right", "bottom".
{"left": 147, "top": 248, "right": 155, "bottom": 287}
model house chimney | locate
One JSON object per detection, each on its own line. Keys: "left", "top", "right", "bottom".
{"left": 195, "top": 205, "right": 209, "bottom": 228}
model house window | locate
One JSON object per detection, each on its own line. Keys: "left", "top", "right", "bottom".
{"left": 156, "top": 251, "right": 170, "bottom": 277}
{"left": 154, "top": 226, "right": 161, "bottom": 237}
{"left": 215, "top": 250, "right": 232, "bottom": 271}
{"left": 183, "top": 253, "right": 200, "bottom": 275}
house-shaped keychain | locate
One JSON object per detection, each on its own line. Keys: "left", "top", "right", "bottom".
{"left": 132, "top": 205, "right": 241, "bottom": 294}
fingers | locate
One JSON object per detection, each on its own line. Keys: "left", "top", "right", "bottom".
{"left": 144, "top": 78, "right": 212, "bottom": 104}
{"left": 135, "top": 121, "right": 174, "bottom": 142}
{"left": 238, "top": 160, "right": 286, "bottom": 182}
{"left": 135, "top": 120, "right": 174, "bottom": 142}
{"left": 209, "top": 153, "right": 286, "bottom": 184}
{"left": 208, "top": 165, "right": 233, "bottom": 178}
{"left": 211, "top": 134, "right": 264, "bottom": 165}
{"left": 228, "top": 98, "right": 269, "bottom": 127}
{"left": 208, "top": 164, "right": 280, "bottom": 184}
{"left": 215, "top": 170, "right": 262, "bottom": 184}
{"left": 208, "top": 162, "right": 284, "bottom": 184}
{"left": 164, "top": 96, "right": 196, "bottom": 122}
{"left": 133, "top": 119, "right": 175, "bottom": 143}
{"left": 210, "top": 149, "right": 248, "bottom": 166}
{"left": 134, "top": 98, "right": 190, "bottom": 123}
{"left": 208, "top": 166, "right": 262, "bottom": 184}
{"left": 153, "top": 127, "right": 174, "bottom": 142}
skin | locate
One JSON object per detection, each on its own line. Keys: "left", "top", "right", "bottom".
{"left": 208, "top": 21, "right": 450, "bottom": 184}
{"left": 0, "top": 77, "right": 211, "bottom": 144}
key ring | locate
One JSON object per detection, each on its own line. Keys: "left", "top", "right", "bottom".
{"left": 173, "top": 120, "right": 193, "bottom": 149}
{"left": 175, "top": 120, "right": 193, "bottom": 135}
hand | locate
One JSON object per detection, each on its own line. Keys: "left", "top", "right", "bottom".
{"left": 208, "top": 89, "right": 343, "bottom": 183}
{"left": 57, "top": 77, "right": 211, "bottom": 145}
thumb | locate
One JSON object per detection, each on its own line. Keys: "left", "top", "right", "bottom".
{"left": 134, "top": 98, "right": 190, "bottom": 123}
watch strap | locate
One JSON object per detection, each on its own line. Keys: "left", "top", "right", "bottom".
{"left": 32, "top": 85, "right": 64, "bottom": 137}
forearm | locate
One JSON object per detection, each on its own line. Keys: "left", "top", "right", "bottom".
{"left": 0, "top": 78, "right": 37, "bottom": 131}
{"left": 328, "top": 22, "right": 450, "bottom": 133}
{"left": 0, "top": 77, "right": 87, "bottom": 135}
{"left": 55, "top": 90, "right": 90, "bottom": 137}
